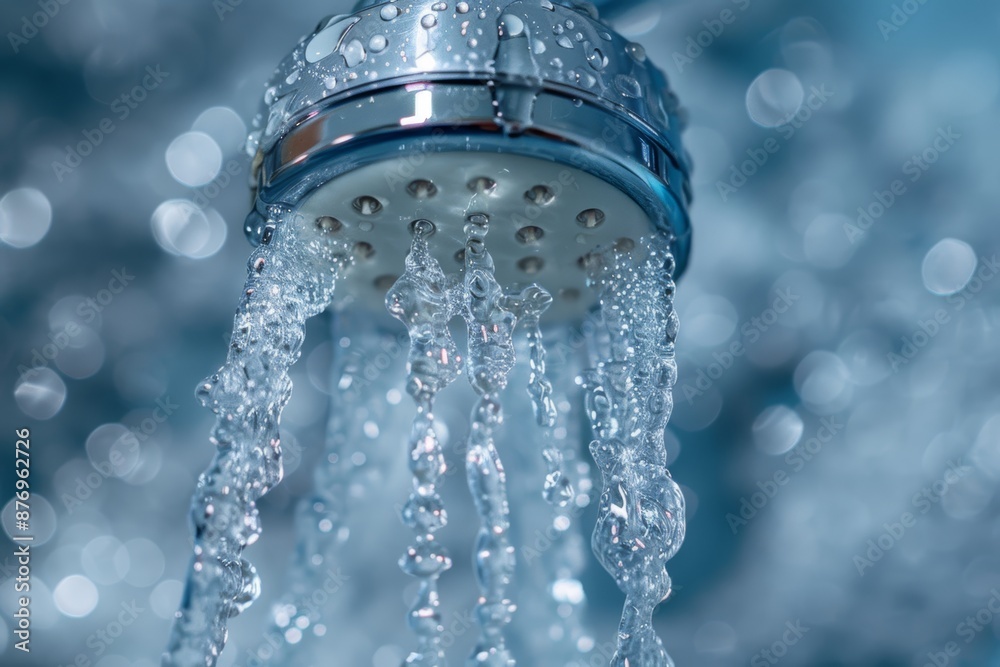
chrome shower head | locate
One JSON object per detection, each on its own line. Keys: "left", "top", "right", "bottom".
{"left": 244, "top": 0, "right": 692, "bottom": 320}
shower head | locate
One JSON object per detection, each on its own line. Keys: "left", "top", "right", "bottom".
{"left": 244, "top": 0, "right": 692, "bottom": 320}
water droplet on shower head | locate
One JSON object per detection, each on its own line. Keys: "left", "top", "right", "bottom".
{"left": 342, "top": 39, "right": 368, "bottom": 67}
{"left": 306, "top": 16, "right": 361, "bottom": 63}
{"left": 626, "top": 42, "right": 647, "bottom": 63}
{"left": 574, "top": 68, "right": 597, "bottom": 88}
{"left": 615, "top": 74, "right": 643, "bottom": 99}
{"left": 588, "top": 47, "right": 608, "bottom": 71}
{"left": 500, "top": 14, "right": 526, "bottom": 39}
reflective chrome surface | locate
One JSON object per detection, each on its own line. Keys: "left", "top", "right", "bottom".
{"left": 245, "top": 0, "right": 693, "bottom": 287}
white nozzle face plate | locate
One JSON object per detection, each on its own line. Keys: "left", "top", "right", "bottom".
{"left": 293, "top": 151, "right": 654, "bottom": 321}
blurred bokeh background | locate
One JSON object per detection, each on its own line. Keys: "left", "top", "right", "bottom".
{"left": 2, "top": 0, "right": 999, "bottom": 665}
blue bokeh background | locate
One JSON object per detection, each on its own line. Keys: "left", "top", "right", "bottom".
{"left": 1, "top": 0, "right": 999, "bottom": 665}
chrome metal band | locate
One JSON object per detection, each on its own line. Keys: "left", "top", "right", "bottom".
{"left": 249, "top": 81, "right": 692, "bottom": 276}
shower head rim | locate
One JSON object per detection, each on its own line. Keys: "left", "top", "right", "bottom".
{"left": 246, "top": 82, "right": 691, "bottom": 279}
{"left": 258, "top": 78, "right": 690, "bottom": 192}
{"left": 258, "top": 71, "right": 690, "bottom": 182}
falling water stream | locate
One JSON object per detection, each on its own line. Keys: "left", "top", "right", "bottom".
{"left": 165, "top": 209, "right": 684, "bottom": 666}
{"left": 258, "top": 312, "right": 404, "bottom": 666}
{"left": 584, "top": 239, "right": 685, "bottom": 667}
{"left": 163, "top": 208, "right": 351, "bottom": 666}
{"left": 387, "top": 219, "right": 462, "bottom": 667}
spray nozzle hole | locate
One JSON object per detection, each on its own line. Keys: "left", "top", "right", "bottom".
{"left": 577, "top": 208, "right": 606, "bottom": 229}
{"left": 407, "top": 180, "right": 438, "bottom": 200}
{"left": 316, "top": 216, "right": 343, "bottom": 233}
{"left": 615, "top": 238, "right": 636, "bottom": 252}
{"left": 354, "top": 242, "right": 375, "bottom": 260}
{"left": 516, "top": 226, "right": 545, "bottom": 244}
{"left": 353, "top": 196, "right": 383, "bottom": 216}
{"left": 409, "top": 219, "right": 436, "bottom": 237}
{"left": 578, "top": 253, "right": 602, "bottom": 271}
{"left": 525, "top": 185, "right": 555, "bottom": 206}
{"left": 467, "top": 177, "right": 497, "bottom": 195}
{"left": 518, "top": 257, "right": 545, "bottom": 275}
{"left": 560, "top": 288, "right": 581, "bottom": 302}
